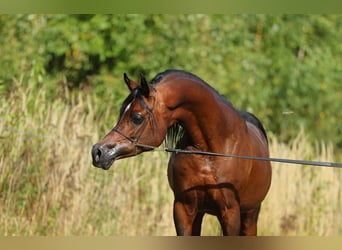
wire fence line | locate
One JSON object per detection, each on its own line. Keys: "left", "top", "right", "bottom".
{"left": 1, "top": 126, "right": 342, "bottom": 169}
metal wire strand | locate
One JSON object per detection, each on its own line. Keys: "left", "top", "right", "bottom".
{"left": 134, "top": 143, "right": 342, "bottom": 168}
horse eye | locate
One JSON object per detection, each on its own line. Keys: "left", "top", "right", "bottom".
{"left": 131, "top": 113, "right": 144, "bottom": 125}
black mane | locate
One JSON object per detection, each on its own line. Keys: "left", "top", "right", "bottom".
{"left": 151, "top": 69, "right": 206, "bottom": 85}
{"left": 239, "top": 110, "right": 268, "bottom": 143}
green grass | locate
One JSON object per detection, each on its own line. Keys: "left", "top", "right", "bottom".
{"left": 0, "top": 80, "right": 341, "bottom": 235}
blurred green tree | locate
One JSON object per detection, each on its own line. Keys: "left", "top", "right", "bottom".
{"left": 0, "top": 14, "right": 341, "bottom": 146}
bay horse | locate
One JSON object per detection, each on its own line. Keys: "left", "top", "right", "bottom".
{"left": 91, "top": 69, "right": 272, "bottom": 236}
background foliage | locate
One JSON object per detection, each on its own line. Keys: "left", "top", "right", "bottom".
{"left": 0, "top": 14, "right": 342, "bottom": 236}
{"left": 0, "top": 14, "right": 341, "bottom": 145}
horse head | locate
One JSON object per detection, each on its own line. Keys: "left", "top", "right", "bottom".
{"left": 91, "top": 73, "right": 170, "bottom": 170}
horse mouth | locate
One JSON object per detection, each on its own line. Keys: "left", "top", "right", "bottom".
{"left": 92, "top": 156, "right": 116, "bottom": 170}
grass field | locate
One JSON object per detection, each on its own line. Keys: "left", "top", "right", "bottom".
{"left": 1, "top": 81, "right": 341, "bottom": 236}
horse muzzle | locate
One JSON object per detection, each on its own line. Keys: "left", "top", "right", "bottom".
{"left": 91, "top": 143, "right": 132, "bottom": 170}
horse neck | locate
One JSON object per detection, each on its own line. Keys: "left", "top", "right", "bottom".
{"left": 160, "top": 79, "right": 245, "bottom": 153}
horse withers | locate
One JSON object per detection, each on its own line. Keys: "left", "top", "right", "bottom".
{"left": 91, "top": 69, "right": 272, "bottom": 236}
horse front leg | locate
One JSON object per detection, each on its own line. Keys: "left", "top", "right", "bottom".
{"left": 192, "top": 212, "right": 204, "bottom": 235}
{"left": 173, "top": 199, "right": 200, "bottom": 236}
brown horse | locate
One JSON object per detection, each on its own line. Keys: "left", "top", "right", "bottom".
{"left": 91, "top": 69, "right": 272, "bottom": 236}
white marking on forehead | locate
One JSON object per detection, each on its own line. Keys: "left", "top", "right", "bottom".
{"left": 124, "top": 102, "right": 132, "bottom": 113}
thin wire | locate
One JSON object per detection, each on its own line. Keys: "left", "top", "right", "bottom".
{"left": 134, "top": 143, "right": 342, "bottom": 169}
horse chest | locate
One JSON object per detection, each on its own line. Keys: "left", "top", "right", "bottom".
{"left": 169, "top": 156, "right": 226, "bottom": 191}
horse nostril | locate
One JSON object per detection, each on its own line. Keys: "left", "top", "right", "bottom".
{"left": 95, "top": 149, "right": 101, "bottom": 162}
{"left": 92, "top": 144, "right": 102, "bottom": 163}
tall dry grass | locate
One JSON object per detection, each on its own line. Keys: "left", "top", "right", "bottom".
{"left": 259, "top": 133, "right": 342, "bottom": 236}
{"left": 0, "top": 80, "right": 341, "bottom": 236}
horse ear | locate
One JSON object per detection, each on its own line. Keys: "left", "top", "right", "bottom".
{"left": 140, "top": 73, "right": 150, "bottom": 97}
{"left": 123, "top": 73, "right": 139, "bottom": 91}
